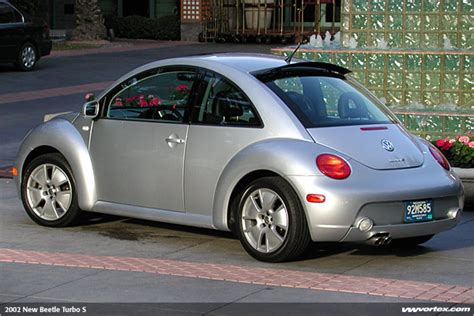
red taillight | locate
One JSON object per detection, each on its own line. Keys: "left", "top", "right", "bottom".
{"left": 429, "top": 146, "right": 450, "bottom": 170}
{"left": 43, "top": 22, "right": 50, "bottom": 38}
{"left": 316, "top": 154, "right": 351, "bottom": 180}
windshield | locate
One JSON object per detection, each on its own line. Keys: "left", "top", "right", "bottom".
{"left": 261, "top": 74, "right": 397, "bottom": 128}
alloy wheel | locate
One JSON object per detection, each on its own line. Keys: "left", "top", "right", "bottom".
{"left": 21, "top": 46, "right": 36, "bottom": 69}
{"left": 241, "top": 188, "right": 289, "bottom": 253}
{"left": 26, "top": 164, "right": 72, "bottom": 221}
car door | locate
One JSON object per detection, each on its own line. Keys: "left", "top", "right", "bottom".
{"left": 184, "top": 71, "right": 265, "bottom": 217}
{"left": 0, "top": 3, "right": 23, "bottom": 61}
{"left": 89, "top": 66, "right": 199, "bottom": 212}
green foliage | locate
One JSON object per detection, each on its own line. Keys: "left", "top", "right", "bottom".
{"left": 105, "top": 15, "right": 180, "bottom": 41}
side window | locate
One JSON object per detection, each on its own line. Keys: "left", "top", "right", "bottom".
{"left": 106, "top": 70, "right": 197, "bottom": 123}
{"left": 0, "top": 4, "right": 15, "bottom": 23}
{"left": 193, "top": 74, "right": 261, "bottom": 127}
{"left": 13, "top": 8, "right": 23, "bottom": 22}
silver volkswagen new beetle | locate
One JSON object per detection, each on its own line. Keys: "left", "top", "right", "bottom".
{"left": 15, "top": 54, "right": 464, "bottom": 262}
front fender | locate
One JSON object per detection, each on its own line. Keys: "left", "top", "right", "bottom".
{"left": 212, "top": 138, "right": 348, "bottom": 231}
{"left": 15, "top": 119, "right": 96, "bottom": 210}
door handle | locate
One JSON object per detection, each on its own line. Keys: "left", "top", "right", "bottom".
{"left": 166, "top": 137, "right": 185, "bottom": 144}
{"left": 165, "top": 134, "right": 185, "bottom": 146}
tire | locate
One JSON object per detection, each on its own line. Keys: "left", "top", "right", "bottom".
{"left": 16, "top": 42, "right": 37, "bottom": 71}
{"left": 235, "top": 177, "right": 311, "bottom": 262}
{"left": 390, "top": 234, "right": 434, "bottom": 248}
{"left": 21, "top": 153, "right": 82, "bottom": 227}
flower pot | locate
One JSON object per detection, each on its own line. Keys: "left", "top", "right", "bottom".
{"left": 244, "top": 7, "right": 273, "bottom": 31}
{"left": 452, "top": 167, "right": 474, "bottom": 207}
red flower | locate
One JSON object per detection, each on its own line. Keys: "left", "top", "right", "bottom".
{"left": 436, "top": 138, "right": 446, "bottom": 147}
{"left": 436, "top": 137, "right": 453, "bottom": 151}
{"left": 139, "top": 96, "right": 148, "bottom": 107}
{"left": 149, "top": 97, "right": 161, "bottom": 106}
{"left": 175, "top": 84, "right": 189, "bottom": 92}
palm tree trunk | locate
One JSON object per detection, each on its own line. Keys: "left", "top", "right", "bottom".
{"left": 72, "top": 0, "right": 106, "bottom": 40}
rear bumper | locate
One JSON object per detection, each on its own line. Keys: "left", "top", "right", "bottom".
{"left": 286, "top": 161, "right": 464, "bottom": 243}
{"left": 341, "top": 213, "right": 460, "bottom": 242}
{"left": 38, "top": 39, "right": 52, "bottom": 58}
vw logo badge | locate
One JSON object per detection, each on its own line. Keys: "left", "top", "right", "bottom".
{"left": 381, "top": 139, "right": 395, "bottom": 152}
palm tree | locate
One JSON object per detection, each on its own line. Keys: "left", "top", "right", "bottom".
{"left": 72, "top": 0, "right": 106, "bottom": 40}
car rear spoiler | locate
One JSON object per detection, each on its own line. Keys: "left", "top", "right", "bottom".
{"left": 253, "top": 62, "right": 351, "bottom": 81}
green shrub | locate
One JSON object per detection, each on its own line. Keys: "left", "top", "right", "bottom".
{"left": 105, "top": 15, "right": 180, "bottom": 41}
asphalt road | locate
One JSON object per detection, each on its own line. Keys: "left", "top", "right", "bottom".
{"left": 0, "top": 42, "right": 473, "bottom": 313}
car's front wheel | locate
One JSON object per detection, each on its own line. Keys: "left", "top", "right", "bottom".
{"left": 235, "top": 177, "right": 310, "bottom": 262}
{"left": 21, "top": 153, "right": 81, "bottom": 227}
{"left": 16, "top": 42, "right": 37, "bottom": 71}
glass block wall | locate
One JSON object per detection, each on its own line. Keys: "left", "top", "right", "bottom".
{"left": 276, "top": 49, "right": 473, "bottom": 109}
{"left": 341, "top": 0, "right": 473, "bottom": 49}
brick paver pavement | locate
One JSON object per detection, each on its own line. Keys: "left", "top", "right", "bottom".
{"left": 0, "top": 248, "right": 472, "bottom": 304}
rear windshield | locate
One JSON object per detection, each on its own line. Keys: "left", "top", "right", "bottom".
{"left": 260, "top": 74, "right": 397, "bottom": 128}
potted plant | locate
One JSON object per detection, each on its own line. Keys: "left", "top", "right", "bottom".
{"left": 433, "top": 133, "right": 474, "bottom": 205}
{"left": 243, "top": 0, "right": 274, "bottom": 31}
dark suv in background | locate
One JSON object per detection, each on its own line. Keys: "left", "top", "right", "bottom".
{"left": 0, "top": 0, "right": 52, "bottom": 71}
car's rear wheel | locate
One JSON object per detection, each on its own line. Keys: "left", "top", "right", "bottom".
{"left": 16, "top": 42, "right": 37, "bottom": 71}
{"left": 390, "top": 234, "right": 434, "bottom": 247}
{"left": 235, "top": 177, "right": 310, "bottom": 262}
{"left": 21, "top": 153, "right": 81, "bottom": 227}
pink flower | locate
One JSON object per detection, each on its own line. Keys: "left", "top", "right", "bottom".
{"left": 469, "top": 141, "right": 474, "bottom": 148}
{"left": 175, "top": 84, "right": 189, "bottom": 92}
{"left": 85, "top": 93, "right": 95, "bottom": 101}
{"left": 459, "top": 136, "right": 470, "bottom": 144}
{"left": 448, "top": 138, "right": 456, "bottom": 144}
{"left": 114, "top": 97, "right": 123, "bottom": 107}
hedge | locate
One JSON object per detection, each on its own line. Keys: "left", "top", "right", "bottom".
{"left": 105, "top": 15, "right": 180, "bottom": 41}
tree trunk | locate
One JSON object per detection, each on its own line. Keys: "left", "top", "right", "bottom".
{"left": 72, "top": 0, "right": 106, "bottom": 40}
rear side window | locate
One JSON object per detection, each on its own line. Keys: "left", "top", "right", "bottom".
{"left": 263, "top": 74, "right": 396, "bottom": 128}
{"left": 191, "top": 73, "right": 261, "bottom": 127}
{"left": 0, "top": 4, "right": 15, "bottom": 23}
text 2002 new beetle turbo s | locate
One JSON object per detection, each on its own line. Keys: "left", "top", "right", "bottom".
{"left": 15, "top": 54, "right": 464, "bottom": 262}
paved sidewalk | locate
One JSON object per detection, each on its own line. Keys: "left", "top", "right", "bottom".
{"left": 1, "top": 248, "right": 472, "bottom": 304}
{"left": 49, "top": 40, "right": 199, "bottom": 58}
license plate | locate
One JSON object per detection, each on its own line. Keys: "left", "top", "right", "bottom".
{"left": 404, "top": 200, "right": 433, "bottom": 223}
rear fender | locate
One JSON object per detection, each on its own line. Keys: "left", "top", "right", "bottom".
{"left": 212, "top": 138, "right": 346, "bottom": 231}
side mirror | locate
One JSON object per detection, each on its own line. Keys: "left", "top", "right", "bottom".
{"left": 83, "top": 100, "right": 100, "bottom": 118}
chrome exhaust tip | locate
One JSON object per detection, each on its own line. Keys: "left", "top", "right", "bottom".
{"left": 367, "top": 233, "right": 391, "bottom": 246}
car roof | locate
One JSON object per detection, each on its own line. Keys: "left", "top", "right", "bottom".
{"left": 99, "top": 53, "right": 350, "bottom": 99}
{"left": 148, "top": 53, "right": 350, "bottom": 75}
{"left": 191, "top": 53, "right": 289, "bottom": 73}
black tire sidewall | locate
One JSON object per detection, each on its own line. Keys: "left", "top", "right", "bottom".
{"left": 21, "top": 153, "right": 80, "bottom": 227}
{"left": 16, "top": 42, "right": 37, "bottom": 71}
